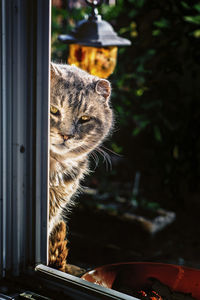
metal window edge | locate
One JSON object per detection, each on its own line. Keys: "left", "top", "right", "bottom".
{"left": 34, "top": 264, "right": 139, "bottom": 300}
{"left": 0, "top": 0, "right": 51, "bottom": 276}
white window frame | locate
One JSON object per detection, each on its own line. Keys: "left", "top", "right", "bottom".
{"left": 0, "top": 1, "right": 138, "bottom": 299}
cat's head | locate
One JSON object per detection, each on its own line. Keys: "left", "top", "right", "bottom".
{"left": 50, "top": 63, "right": 113, "bottom": 164}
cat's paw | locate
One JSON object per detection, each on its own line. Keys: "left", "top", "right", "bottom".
{"left": 65, "top": 264, "right": 86, "bottom": 277}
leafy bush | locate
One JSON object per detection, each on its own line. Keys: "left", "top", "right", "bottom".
{"left": 51, "top": 0, "right": 200, "bottom": 210}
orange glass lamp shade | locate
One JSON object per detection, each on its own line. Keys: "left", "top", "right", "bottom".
{"left": 58, "top": 0, "right": 131, "bottom": 78}
{"left": 68, "top": 44, "right": 118, "bottom": 78}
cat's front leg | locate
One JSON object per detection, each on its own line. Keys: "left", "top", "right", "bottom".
{"left": 48, "top": 220, "right": 85, "bottom": 277}
{"left": 48, "top": 220, "right": 68, "bottom": 272}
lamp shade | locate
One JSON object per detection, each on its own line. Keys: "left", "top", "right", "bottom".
{"left": 58, "top": 14, "right": 131, "bottom": 47}
{"left": 68, "top": 44, "right": 118, "bottom": 78}
{"left": 58, "top": 1, "right": 131, "bottom": 78}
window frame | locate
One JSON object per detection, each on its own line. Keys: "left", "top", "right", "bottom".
{"left": 0, "top": 0, "right": 50, "bottom": 275}
{"left": 0, "top": 1, "right": 138, "bottom": 299}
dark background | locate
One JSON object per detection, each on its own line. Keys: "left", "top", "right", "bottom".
{"left": 51, "top": 0, "right": 200, "bottom": 271}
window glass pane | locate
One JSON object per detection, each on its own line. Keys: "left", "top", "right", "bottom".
{"left": 49, "top": 0, "right": 200, "bottom": 299}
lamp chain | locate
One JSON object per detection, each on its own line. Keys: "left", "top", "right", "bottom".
{"left": 85, "top": 0, "right": 103, "bottom": 19}
{"left": 85, "top": 0, "right": 103, "bottom": 8}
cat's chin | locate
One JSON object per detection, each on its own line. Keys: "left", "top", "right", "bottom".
{"left": 50, "top": 143, "right": 70, "bottom": 153}
{"left": 51, "top": 143, "right": 65, "bottom": 149}
{"left": 50, "top": 145, "right": 88, "bottom": 163}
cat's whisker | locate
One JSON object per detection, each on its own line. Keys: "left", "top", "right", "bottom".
{"left": 95, "top": 147, "right": 112, "bottom": 171}
{"left": 90, "top": 151, "right": 99, "bottom": 170}
{"left": 101, "top": 144, "right": 123, "bottom": 157}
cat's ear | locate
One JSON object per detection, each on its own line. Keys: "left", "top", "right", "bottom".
{"left": 95, "top": 79, "right": 111, "bottom": 102}
{"left": 51, "top": 63, "right": 60, "bottom": 81}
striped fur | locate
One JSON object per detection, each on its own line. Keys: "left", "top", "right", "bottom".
{"left": 49, "top": 63, "right": 113, "bottom": 273}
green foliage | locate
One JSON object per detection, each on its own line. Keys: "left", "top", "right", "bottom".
{"left": 153, "top": 18, "right": 170, "bottom": 28}
{"left": 51, "top": 0, "right": 200, "bottom": 208}
{"left": 51, "top": 5, "right": 89, "bottom": 61}
{"left": 184, "top": 15, "right": 200, "bottom": 25}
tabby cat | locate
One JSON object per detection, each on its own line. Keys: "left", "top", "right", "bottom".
{"left": 48, "top": 63, "right": 113, "bottom": 275}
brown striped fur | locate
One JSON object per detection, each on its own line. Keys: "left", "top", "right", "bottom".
{"left": 48, "top": 63, "right": 113, "bottom": 275}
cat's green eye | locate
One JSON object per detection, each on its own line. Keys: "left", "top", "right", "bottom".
{"left": 80, "top": 115, "right": 91, "bottom": 122}
{"left": 50, "top": 105, "right": 59, "bottom": 115}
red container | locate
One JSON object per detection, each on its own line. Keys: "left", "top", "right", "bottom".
{"left": 82, "top": 262, "right": 200, "bottom": 299}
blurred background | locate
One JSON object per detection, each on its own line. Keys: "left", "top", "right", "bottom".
{"left": 51, "top": 0, "right": 200, "bottom": 271}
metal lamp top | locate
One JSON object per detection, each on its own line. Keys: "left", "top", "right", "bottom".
{"left": 58, "top": 0, "right": 131, "bottom": 47}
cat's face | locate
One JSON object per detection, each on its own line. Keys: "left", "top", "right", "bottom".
{"left": 50, "top": 63, "right": 113, "bottom": 164}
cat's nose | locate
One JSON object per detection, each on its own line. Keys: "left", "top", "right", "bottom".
{"left": 63, "top": 134, "right": 73, "bottom": 141}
